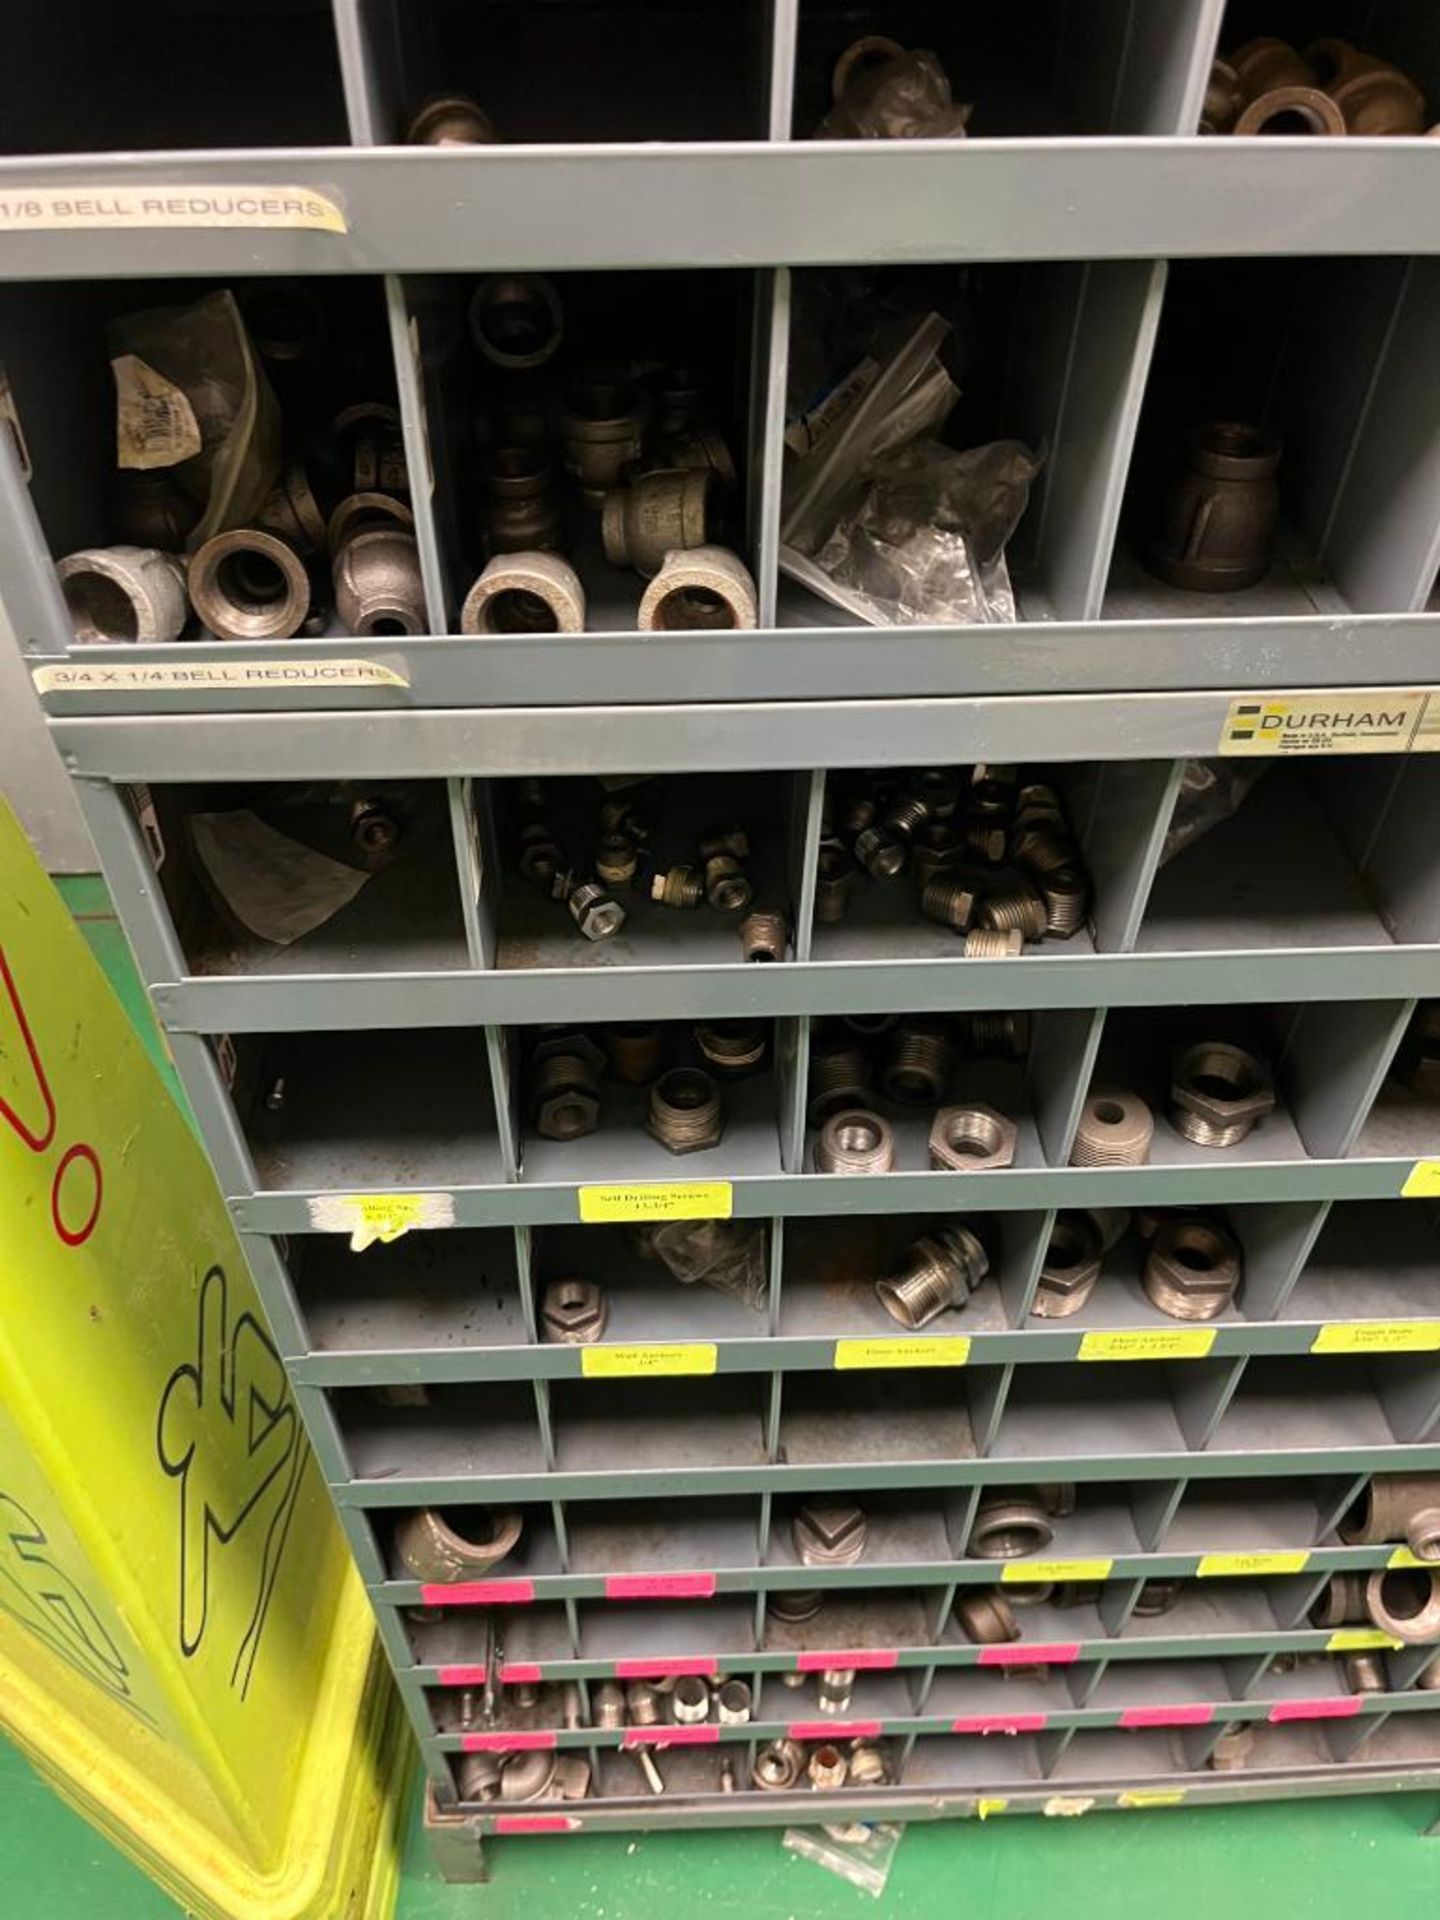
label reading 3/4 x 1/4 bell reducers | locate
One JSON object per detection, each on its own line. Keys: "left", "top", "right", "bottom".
{"left": 0, "top": 187, "right": 347, "bottom": 233}
{"left": 1219, "top": 690, "right": 1440, "bottom": 756}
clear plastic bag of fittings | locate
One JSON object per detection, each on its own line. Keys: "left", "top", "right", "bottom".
{"left": 631, "top": 1218, "right": 768, "bottom": 1311}
{"left": 108, "top": 288, "right": 281, "bottom": 548}
{"left": 782, "top": 1821, "right": 906, "bottom": 1897}
{"left": 1159, "top": 759, "right": 1272, "bottom": 867}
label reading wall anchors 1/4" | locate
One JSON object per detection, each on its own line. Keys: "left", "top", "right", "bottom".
{"left": 581, "top": 1343, "right": 718, "bottom": 1378}
{"left": 0, "top": 187, "right": 348, "bottom": 233}
{"left": 1219, "top": 689, "right": 1440, "bottom": 757}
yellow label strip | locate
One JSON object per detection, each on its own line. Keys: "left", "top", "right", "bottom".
{"left": 1311, "top": 1320, "right": 1440, "bottom": 1355}
{"left": 1002, "top": 1558, "right": 1113, "bottom": 1584}
{"left": 307, "top": 1189, "right": 455, "bottom": 1251}
{"left": 1197, "top": 1550, "right": 1310, "bottom": 1577}
{"left": 578, "top": 1181, "right": 732, "bottom": 1224}
{"left": 976, "top": 1798, "right": 1008, "bottom": 1821}
{"left": 1389, "top": 1546, "right": 1425, "bottom": 1569}
{"left": 581, "top": 1343, "right": 718, "bottom": 1379}
{"left": 0, "top": 186, "right": 348, "bottom": 233}
{"left": 1118, "top": 1790, "right": 1186, "bottom": 1809}
{"left": 1326, "top": 1628, "right": 1403, "bottom": 1652}
{"left": 834, "top": 1335, "right": 971, "bottom": 1370}
{"left": 1402, "top": 1160, "right": 1440, "bottom": 1198}
{"left": 1077, "top": 1328, "right": 1217, "bottom": 1361}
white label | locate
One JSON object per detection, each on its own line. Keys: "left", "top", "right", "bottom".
{"left": 112, "top": 354, "right": 202, "bottom": 470}
{"left": 1220, "top": 690, "right": 1440, "bottom": 756}
{"left": 32, "top": 659, "right": 410, "bottom": 693}
{"left": 0, "top": 187, "right": 347, "bottom": 234}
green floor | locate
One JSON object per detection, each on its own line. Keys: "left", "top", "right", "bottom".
{"left": 9, "top": 878, "right": 1436, "bottom": 1915}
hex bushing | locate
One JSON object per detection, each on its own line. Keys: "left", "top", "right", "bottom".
{"left": 793, "top": 1501, "right": 868, "bottom": 1568}
{"left": 637, "top": 545, "right": 758, "bottom": 631}
{"left": 715, "top": 1679, "right": 752, "bottom": 1725}
{"left": 814, "top": 1109, "right": 895, "bottom": 1175}
{"left": 393, "top": 1506, "right": 523, "bottom": 1582}
{"left": 567, "top": 881, "right": 626, "bottom": 942}
{"left": 670, "top": 1676, "right": 711, "bottom": 1724}
{"left": 921, "top": 877, "right": 979, "bottom": 932}
{"left": 1040, "top": 868, "right": 1089, "bottom": 937}
{"left": 461, "top": 553, "right": 586, "bottom": 634}
{"left": 333, "top": 529, "right": 428, "bottom": 636}
{"left": 1070, "top": 1087, "right": 1154, "bottom": 1167}
{"left": 561, "top": 379, "right": 646, "bottom": 505}
{"left": 326, "top": 491, "right": 415, "bottom": 557}
{"left": 970, "top": 1493, "right": 1054, "bottom": 1560}
{"left": 1340, "top": 1476, "right": 1440, "bottom": 1561}
{"left": 954, "top": 1587, "right": 1021, "bottom": 1644}
{"left": 648, "top": 1068, "right": 724, "bottom": 1154}
{"left": 406, "top": 92, "right": 498, "bottom": 144}
{"left": 189, "top": 529, "right": 310, "bottom": 641}
{"left": 468, "top": 275, "right": 564, "bottom": 370}
{"left": 56, "top": 545, "right": 188, "bottom": 645}
{"left": 1149, "top": 422, "right": 1282, "bottom": 592}
{"left": 880, "top": 1022, "right": 954, "bottom": 1106}
{"left": 928, "top": 1104, "right": 1018, "bottom": 1172}
{"left": 1031, "top": 1211, "right": 1104, "bottom": 1318}
{"left": 540, "top": 1275, "right": 607, "bottom": 1344}
{"left": 854, "top": 825, "right": 906, "bottom": 880}
{"left": 702, "top": 853, "right": 753, "bottom": 914}
{"left": 847, "top": 1742, "right": 888, "bottom": 1786}
{"left": 1365, "top": 1567, "right": 1440, "bottom": 1644}
{"left": 1170, "top": 1040, "right": 1276, "bottom": 1148}
{"left": 603, "top": 468, "right": 711, "bottom": 577}
{"left": 875, "top": 1227, "right": 989, "bottom": 1329}
{"left": 1142, "top": 1215, "right": 1243, "bottom": 1321}
{"left": 530, "top": 1048, "right": 602, "bottom": 1139}
{"left": 483, "top": 447, "right": 563, "bottom": 556}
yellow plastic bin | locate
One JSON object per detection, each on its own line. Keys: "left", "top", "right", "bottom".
{"left": 0, "top": 797, "right": 408, "bottom": 1919}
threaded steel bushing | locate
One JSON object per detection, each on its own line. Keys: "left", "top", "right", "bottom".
{"left": 1031, "top": 1212, "right": 1104, "bottom": 1318}
{"left": 880, "top": 1023, "right": 954, "bottom": 1106}
{"left": 921, "top": 877, "right": 979, "bottom": 932}
{"left": 1142, "top": 1214, "right": 1242, "bottom": 1321}
{"left": 814, "top": 1108, "right": 896, "bottom": 1175}
{"left": 695, "top": 1020, "right": 767, "bottom": 1079}
{"left": 929, "top": 1104, "right": 1019, "bottom": 1172}
{"left": 568, "top": 881, "right": 626, "bottom": 942}
{"left": 595, "top": 835, "right": 639, "bottom": 889}
{"left": 605, "top": 1023, "right": 664, "bottom": 1086}
{"left": 964, "top": 927, "right": 1025, "bottom": 958}
{"left": 648, "top": 1067, "right": 724, "bottom": 1154}
{"left": 540, "top": 1275, "right": 607, "bottom": 1344}
{"left": 806, "top": 1043, "right": 874, "bottom": 1126}
{"left": 1070, "top": 1087, "right": 1154, "bottom": 1168}
{"left": 807, "top": 1744, "right": 848, "bottom": 1790}
{"left": 1170, "top": 1040, "right": 1276, "bottom": 1148}
{"left": 978, "top": 885, "right": 1050, "bottom": 943}
{"left": 854, "top": 825, "right": 907, "bottom": 880}
{"left": 651, "top": 865, "right": 705, "bottom": 909}
{"left": 703, "top": 853, "right": 753, "bottom": 914}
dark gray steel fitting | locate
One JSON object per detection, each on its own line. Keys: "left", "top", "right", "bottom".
{"left": 530, "top": 1046, "right": 602, "bottom": 1139}
{"left": 793, "top": 1501, "right": 867, "bottom": 1569}
{"left": 333, "top": 529, "right": 428, "bottom": 636}
{"left": 921, "top": 877, "right": 979, "bottom": 932}
{"left": 653, "top": 366, "right": 708, "bottom": 438}
{"left": 1170, "top": 1041, "right": 1276, "bottom": 1148}
{"left": 602, "top": 470, "right": 710, "bottom": 576}
{"left": 814, "top": 844, "right": 857, "bottom": 923}
{"left": 393, "top": 1506, "right": 523, "bottom": 1582}
{"left": 739, "top": 911, "right": 789, "bottom": 963}
{"left": 854, "top": 825, "right": 907, "bottom": 880}
{"left": 1070, "top": 1087, "right": 1154, "bottom": 1167}
{"left": 189, "top": 530, "right": 310, "bottom": 641}
{"left": 1040, "top": 868, "right": 1090, "bottom": 938}
{"left": 1132, "top": 1578, "right": 1183, "bottom": 1617}
{"left": 1365, "top": 1567, "right": 1440, "bottom": 1644}
{"left": 753, "top": 1739, "right": 804, "bottom": 1791}
{"left": 540, "top": 1275, "right": 607, "bottom": 1345}
{"left": 766, "top": 1588, "right": 823, "bottom": 1624}
{"left": 595, "top": 835, "right": 639, "bottom": 889}
{"left": 605, "top": 1023, "right": 664, "bottom": 1086}
{"left": 516, "top": 821, "right": 562, "bottom": 885}
{"left": 880, "top": 1023, "right": 954, "bottom": 1106}
{"left": 332, "top": 400, "right": 406, "bottom": 496}
{"left": 498, "top": 1750, "right": 559, "bottom": 1802}
{"left": 483, "top": 447, "right": 563, "bottom": 556}
{"left": 1142, "top": 1215, "right": 1243, "bottom": 1321}
{"left": 258, "top": 462, "right": 327, "bottom": 556}
{"left": 911, "top": 825, "right": 963, "bottom": 889}
{"left": 56, "top": 545, "right": 188, "bottom": 645}
{"left": 469, "top": 275, "right": 564, "bottom": 370}
{"left": 702, "top": 853, "right": 753, "bottom": 914}
{"left": 875, "top": 1226, "right": 989, "bottom": 1330}
{"left": 462, "top": 553, "right": 587, "bottom": 635}
{"left": 1342, "top": 1651, "right": 1389, "bottom": 1694}
{"left": 562, "top": 380, "right": 646, "bottom": 505}
{"left": 407, "top": 92, "right": 498, "bottom": 145}
{"left": 929, "top": 1104, "right": 1018, "bottom": 1172}
{"left": 1341, "top": 1476, "right": 1440, "bottom": 1561}
{"left": 662, "top": 425, "right": 736, "bottom": 490}
{"left": 695, "top": 1020, "right": 767, "bottom": 1079}
{"left": 567, "top": 881, "right": 626, "bottom": 942}
{"left": 967, "top": 1011, "right": 1031, "bottom": 1059}
{"left": 1031, "top": 1212, "right": 1104, "bottom": 1318}
{"left": 648, "top": 1068, "right": 724, "bottom": 1154}
{"left": 1149, "top": 422, "right": 1282, "bottom": 593}
{"left": 964, "top": 927, "right": 1025, "bottom": 958}
{"left": 978, "top": 884, "right": 1050, "bottom": 943}
{"left": 806, "top": 1043, "right": 874, "bottom": 1126}
{"left": 1310, "top": 1573, "right": 1371, "bottom": 1629}
{"left": 108, "top": 471, "right": 200, "bottom": 551}
{"left": 970, "top": 1494, "right": 1054, "bottom": 1560}
{"left": 954, "top": 1587, "right": 1021, "bottom": 1644}
{"left": 814, "top": 1109, "right": 895, "bottom": 1175}
{"left": 326, "top": 491, "right": 415, "bottom": 557}
{"left": 637, "top": 545, "right": 758, "bottom": 631}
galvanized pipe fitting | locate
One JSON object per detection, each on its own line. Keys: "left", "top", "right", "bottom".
{"left": 498, "top": 1751, "right": 560, "bottom": 1802}
{"left": 56, "top": 545, "right": 188, "bottom": 645}
{"left": 603, "top": 468, "right": 711, "bottom": 577}
{"left": 625, "top": 1683, "right": 662, "bottom": 1726}
{"left": 637, "top": 545, "right": 758, "bottom": 631}
{"left": 806, "top": 1043, "right": 874, "bottom": 1126}
{"left": 970, "top": 1494, "right": 1055, "bottom": 1560}
{"left": 847, "top": 1742, "right": 888, "bottom": 1786}
{"left": 880, "top": 1023, "right": 954, "bottom": 1105}
{"left": 540, "top": 1275, "right": 607, "bottom": 1344}
{"left": 605, "top": 1023, "right": 664, "bottom": 1086}
{"left": 921, "top": 877, "right": 979, "bottom": 932}
{"left": 648, "top": 1067, "right": 724, "bottom": 1154}
{"left": 1342, "top": 1651, "right": 1389, "bottom": 1694}
{"left": 738, "top": 911, "right": 789, "bottom": 962}
{"left": 1070, "top": 1087, "right": 1155, "bottom": 1168}
{"left": 469, "top": 275, "right": 564, "bottom": 370}
{"left": 456, "top": 1752, "right": 502, "bottom": 1802}
{"left": 189, "top": 529, "right": 310, "bottom": 641}
{"left": 562, "top": 379, "right": 646, "bottom": 505}
{"left": 1341, "top": 1476, "right": 1440, "bottom": 1561}
{"left": 1142, "top": 1215, "right": 1243, "bottom": 1321}
{"left": 1031, "top": 1212, "right": 1104, "bottom": 1318}
{"left": 650, "top": 865, "right": 705, "bottom": 909}
{"left": 406, "top": 92, "right": 498, "bottom": 144}
{"left": 484, "top": 447, "right": 562, "bottom": 556}
{"left": 394, "top": 1506, "right": 524, "bottom": 1582}
{"left": 964, "top": 927, "right": 1025, "bottom": 958}
{"left": 333, "top": 529, "right": 427, "bottom": 636}
{"left": 1170, "top": 1040, "right": 1276, "bottom": 1148}
{"left": 695, "top": 1020, "right": 767, "bottom": 1079}
{"left": 670, "top": 1676, "right": 711, "bottom": 1724}
{"left": 663, "top": 425, "right": 736, "bottom": 489}
{"left": 814, "top": 1108, "right": 896, "bottom": 1175}
{"left": 1149, "top": 422, "right": 1282, "bottom": 593}
{"left": 808, "top": 1743, "right": 848, "bottom": 1790}
{"left": 929, "top": 1104, "right": 1018, "bottom": 1172}
{"left": 461, "top": 552, "right": 586, "bottom": 634}
{"left": 1365, "top": 1567, "right": 1440, "bottom": 1644}
{"left": 814, "top": 844, "right": 857, "bottom": 922}
{"left": 954, "top": 1588, "right": 1020, "bottom": 1644}
{"left": 767, "top": 1588, "right": 823, "bottom": 1624}
{"left": 567, "top": 881, "right": 626, "bottom": 942}
{"left": 875, "top": 1226, "right": 989, "bottom": 1330}
{"left": 793, "top": 1501, "right": 868, "bottom": 1568}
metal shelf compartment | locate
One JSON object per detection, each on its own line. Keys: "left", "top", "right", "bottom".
{"left": 12, "top": 0, "right": 1440, "bottom": 1875}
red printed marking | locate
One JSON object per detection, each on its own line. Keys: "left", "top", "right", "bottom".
{"left": 977, "top": 1643, "right": 1080, "bottom": 1667}
{"left": 795, "top": 1649, "right": 899, "bottom": 1673}
{"left": 437, "top": 1665, "right": 487, "bottom": 1687}
{"left": 952, "top": 1713, "right": 1049, "bottom": 1735}
{"left": 462, "top": 1730, "right": 557, "bottom": 1753}
{"left": 0, "top": 948, "right": 57, "bottom": 1151}
{"left": 605, "top": 1572, "right": 717, "bottom": 1600}
{"left": 614, "top": 1657, "right": 718, "bottom": 1680}
{"left": 1120, "top": 1704, "right": 1215, "bottom": 1729}
{"left": 421, "top": 1578, "right": 536, "bottom": 1606}
{"left": 499, "top": 1663, "right": 544, "bottom": 1685}
{"left": 51, "top": 1142, "right": 101, "bottom": 1247}
{"left": 787, "top": 1720, "right": 883, "bottom": 1742}
{"left": 494, "top": 1815, "right": 580, "bottom": 1835}
{"left": 1268, "top": 1697, "right": 1363, "bottom": 1723}
{"left": 621, "top": 1725, "right": 721, "bottom": 1748}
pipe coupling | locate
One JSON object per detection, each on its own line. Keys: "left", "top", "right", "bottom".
{"left": 190, "top": 529, "right": 310, "bottom": 641}
{"left": 56, "top": 545, "right": 188, "bottom": 645}
{"left": 461, "top": 552, "right": 587, "bottom": 634}
{"left": 393, "top": 1506, "right": 523, "bottom": 1582}
{"left": 637, "top": 545, "right": 758, "bottom": 631}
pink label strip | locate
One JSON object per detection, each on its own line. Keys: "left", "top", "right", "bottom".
{"left": 462, "top": 1731, "right": 557, "bottom": 1753}
{"left": 1269, "top": 1697, "right": 1363, "bottom": 1723}
{"left": 621, "top": 1725, "right": 721, "bottom": 1748}
{"left": 493, "top": 1815, "right": 580, "bottom": 1835}
{"left": 795, "top": 1649, "right": 899, "bottom": 1673}
{"left": 787, "top": 1720, "right": 883, "bottom": 1742}
{"left": 614, "top": 1656, "right": 718, "bottom": 1679}
{"left": 500, "top": 1663, "right": 544, "bottom": 1685}
{"left": 604, "top": 1572, "right": 717, "bottom": 1600}
{"left": 422, "top": 1578, "right": 536, "bottom": 1606}
{"left": 952, "top": 1713, "right": 1049, "bottom": 1735}
{"left": 1120, "top": 1704, "right": 1216, "bottom": 1729}
{"left": 438, "top": 1665, "right": 487, "bottom": 1686}
{"left": 977, "top": 1643, "right": 1080, "bottom": 1667}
